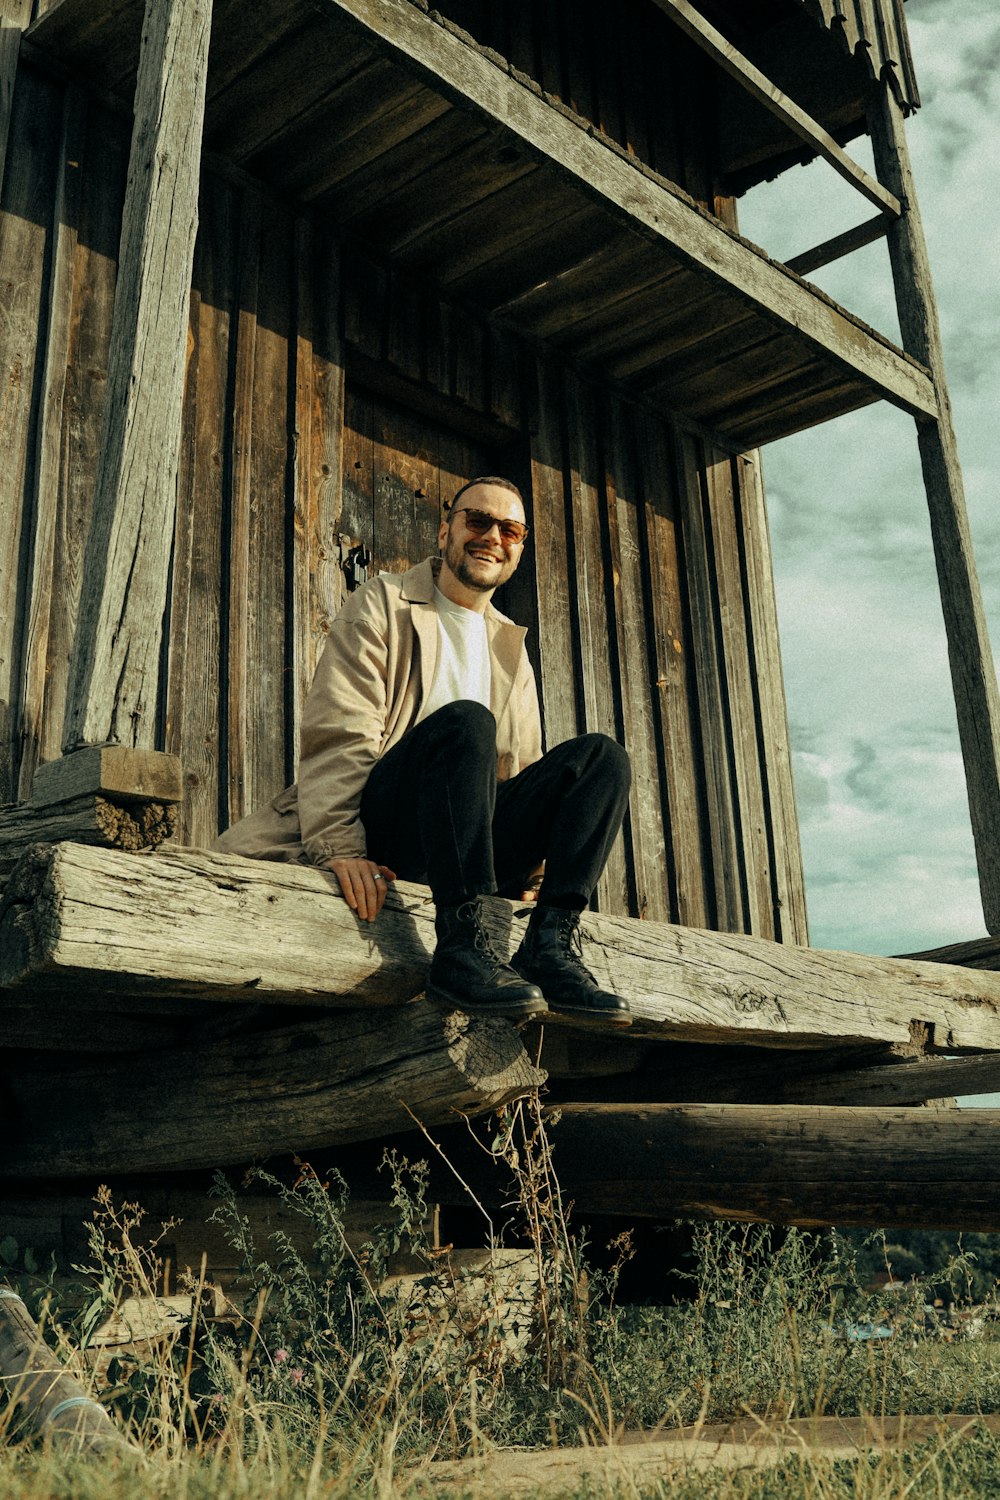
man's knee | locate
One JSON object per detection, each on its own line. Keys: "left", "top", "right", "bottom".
{"left": 423, "top": 700, "right": 496, "bottom": 751}
{"left": 579, "top": 732, "right": 631, "bottom": 787}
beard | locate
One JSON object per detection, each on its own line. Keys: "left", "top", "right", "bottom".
{"left": 443, "top": 529, "right": 518, "bottom": 593}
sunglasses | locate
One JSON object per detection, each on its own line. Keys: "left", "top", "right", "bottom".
{"left": 451, "top": 507, "right": 529, "bottom": 545}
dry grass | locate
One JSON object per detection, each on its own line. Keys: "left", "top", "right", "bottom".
{"left": 3, "top": 1100, "right": 1000, "bottom": 1498}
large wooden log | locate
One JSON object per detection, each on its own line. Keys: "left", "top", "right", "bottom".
{"left": 547, "top": 1044, "right": 1000, "bottom": 1107}
{"left": 62, "top": 0, "right": 211, "bottom": 750}
{"left": 6, "top": 843, "right": 1000, "bottom": 1051}
{"left": 540, "top": 1104, "right": 1000, "bottom": 1232}
{"left": 0, "top": 1007, "right": 545, "bottom": 1178}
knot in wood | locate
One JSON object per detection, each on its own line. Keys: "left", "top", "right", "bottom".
{"left": 730, "top": 987, "right": 771, "bottom": 1015}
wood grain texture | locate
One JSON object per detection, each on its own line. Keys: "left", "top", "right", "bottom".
{"left": 600, "top": 395, "right": 670, "bottom": 921}
{"left": 702, "top": 445, "right": 773, "bottom": 937}
{"left": 245, "top": 202, "right": 292, "bottom": 813}
{"left": 224, "top": 188, "right": 261, "bottom": 827}
{"left": 548, "top": 1043, "right": 992, "bottom": 1108}
{"left": 526, "top": 358, "right": 578, "bottom": 753}
{"left": 541, "top": 1103, "right": 1000, "bottom": 1231}
{"left": 673, "top": 429, "right": 742, "bottom": 932}
{"left": 15, "top": 83, "right": 85, "bottom": 800}
{"left": 29, "top": 745, "right": 182, "bottom": 808}
{"left": 0, "top": 2, "right": 33, "bottom": 207}
{"left": 902, "top": 934, "right": 1000, "bottom": 970}
{"left": 289, "top": 219, "right": 345, "bottom": 775}
{"left": 62, "top": 0, "right": 211, "bottom": 751}
{"left": 0, "top": 61, "right": 60, "bottom": 800}
{"left": 870, "top": 87, "right": 1000, "bottom": 936}
{"left": 165, "top": 173, "right": 236, "bottom": 847}
{"left": 735, "top": 451, "right": 808, "bottom": 944}
{"left": 41, "top": 100, "right": 127, "bottom": 778}
{"left": 786, "top": 213, "right": 890, "bottom": 277}
{"left": 1, "top": 1006, "right": 545, "bottom": 1177}
{"left": 561, "top": 371, "right": 630, "bottom": 914}
{"left": 633, "top": 411, "right": 707, "bottom": 928}
{"left": 7, "top": 844, "right": 1000, "bottom": 1054}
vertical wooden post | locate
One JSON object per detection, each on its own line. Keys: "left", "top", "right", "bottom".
{"left": 0, "top": 2, "right": 32, "bottom": 205}
{"left": 62, "top": 0, "right": 211, "bottom": 752}
{"left": 869, "top": 84, "right": 1000, "bottom": 934}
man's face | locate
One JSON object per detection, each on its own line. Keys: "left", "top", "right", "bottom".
{"left": 438, "top": 483, "right": 527, "bottom": 596}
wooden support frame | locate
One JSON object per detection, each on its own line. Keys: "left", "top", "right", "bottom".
{"left": 649, "top": 0, "right": 900, "bottom": 219}
{"left": 61, "top": 0, "right": 211, "bottom": 752}
{"left": 320, "top": 0, "right": 935, "bottom": 422}
{"left": 869, "top": 86, "right": 1000, "bottom": 935}
{"left": 786, "top": 213, "right": 890, "bottom": 277}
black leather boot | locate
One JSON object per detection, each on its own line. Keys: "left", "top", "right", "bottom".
{"left": 428, "top": 898, "right": 548, "bottom": 1022}
{"left": 513, "top": 907, "right": 631, "bottom": 1028}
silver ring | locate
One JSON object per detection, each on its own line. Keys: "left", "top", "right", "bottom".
{"left": 373, "top": 872, "right": 384, "bottom": 881}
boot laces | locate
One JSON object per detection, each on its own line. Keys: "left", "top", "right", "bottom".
{"left": 554, "top": 912, "right": 596, "bottom": 980}
{"left": 457, "top": 899, "right": 508, "bottom": 972}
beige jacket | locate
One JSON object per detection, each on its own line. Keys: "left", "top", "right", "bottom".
{"left": 214, "top": 557, "right": 543, "bottom": 865}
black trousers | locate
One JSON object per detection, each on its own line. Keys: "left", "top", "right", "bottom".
{"left": 359, "top": 700, "right": 631, "bottom": 908}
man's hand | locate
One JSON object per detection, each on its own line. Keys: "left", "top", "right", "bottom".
{"left": 324, "top": 858, "right": 397, "bottom": 921}
{"left": 519, "top": 861, "right": 545, "bottom": 903}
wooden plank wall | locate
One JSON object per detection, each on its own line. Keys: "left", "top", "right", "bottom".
{"left": 0, "top": 51, "right": 807, "bottom": 940}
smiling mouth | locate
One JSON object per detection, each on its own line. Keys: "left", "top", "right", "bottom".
{"left": 467, "top": 547, "right": 502, "bottom": 563}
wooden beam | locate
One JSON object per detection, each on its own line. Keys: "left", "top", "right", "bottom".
{"left": 0, "top": 1008, "right": 545, "bottom": 1178}
{"left": 552, "top": 1047, "right": 1000, "bottom": 1107}
{"left": 540, "top": 1104, "right": 1000, "bottom": 1231}
{"left": 8, "top": 844, "right": 1000, "bottom": 1052}
{"left": 318, "top": 0, "right": 936, "bottom": 421}
{"left": 901, "top": 935, "right": 1000, "bottom": 971}
{"left": 61, "top": 0, "right": 211, "bottom": 752}
{"left": 0, "top": 2, "right": 33, "bottom": 208}
{"left": 649, "top": 0, "right": 900, "bottom": 218}
{"left": 29, "top": 745, "right": 183, "bottom": 809}
{"left": 15, "top": 84, "right": 86, "bottom": 801}
{"left": 0, "top": 796, "right": 177, "bottom": 879}
{"left": 869, "top": 87, "right": 1000, "bottom": 935}
{"left": 786, "top": 213, "right": 890, "bottom": 277}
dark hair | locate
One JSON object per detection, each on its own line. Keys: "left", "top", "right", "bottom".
{"left": 447, "top": 476, "right": 525, "bottom": 513}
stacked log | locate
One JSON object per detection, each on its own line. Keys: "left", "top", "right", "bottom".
{"left": 4, "top": 841, "right": 1000, "bottom": 1232}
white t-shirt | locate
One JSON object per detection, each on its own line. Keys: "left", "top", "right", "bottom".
{"left": 418, "top": 587, "right": 492, "bottom": 722}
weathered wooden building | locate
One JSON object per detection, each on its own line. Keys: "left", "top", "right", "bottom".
{"left": 5, "top": 0, "right": 1000, "bottom": 1247}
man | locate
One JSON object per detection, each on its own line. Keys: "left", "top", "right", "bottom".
{"left": 216, "top": 476, "right": 632, "bottom": 1028}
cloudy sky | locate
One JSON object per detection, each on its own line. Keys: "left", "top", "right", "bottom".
{"left": 738, "top": 0, "right": 999, "bottom": 962}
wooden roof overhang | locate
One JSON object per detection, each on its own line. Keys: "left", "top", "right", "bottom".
{"left": 25, "top": 0, "right": 936, "bottom": 449}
